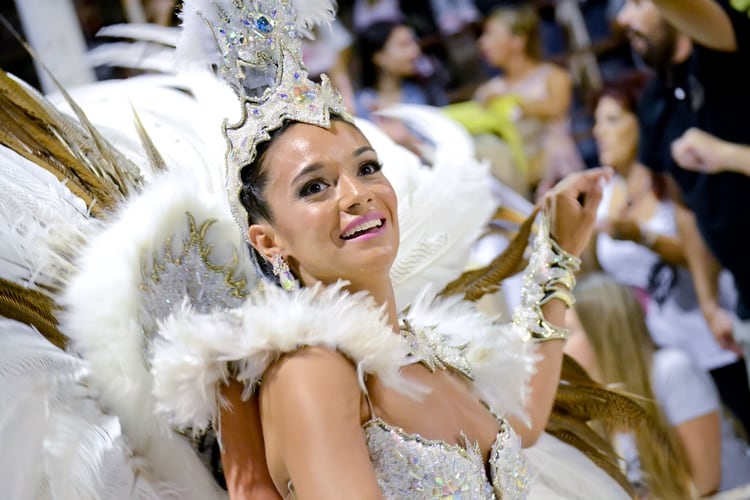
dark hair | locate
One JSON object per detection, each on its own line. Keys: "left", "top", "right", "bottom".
{"left": 237, "top": 115, "right": 351, "bottom": 283}
{"left": 238, "top": 120, "right": 294, "bottom": 282}
{"left": 595, "top": 72, "right": 650, "bottom": 115}
{"left": 356, "top": 21, "right": 402, "bottom": 88}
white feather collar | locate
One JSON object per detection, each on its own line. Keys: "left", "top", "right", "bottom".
{"left": 151, "top": 282, "right": 536, "bottom": 434}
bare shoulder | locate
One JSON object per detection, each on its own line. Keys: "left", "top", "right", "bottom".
{"left": 260, "top": 346, "right": 374, "bottom": 495}
{"left": 262, "top": 346, "right": 361, "bottom": 407}
{"left": 545, "top": 64, "right": 571, "bottom": 87}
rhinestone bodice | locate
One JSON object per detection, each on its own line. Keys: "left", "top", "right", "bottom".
{"left": 364, "top": 415, "right": 529, "bottom": 499}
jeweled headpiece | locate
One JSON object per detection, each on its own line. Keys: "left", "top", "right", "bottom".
{"left": 178, "top": 0, "right": 353, "bottom": 238}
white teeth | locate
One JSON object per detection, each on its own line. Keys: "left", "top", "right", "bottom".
{"left": 343, "top": 219, "right": 383, "bottom": 238}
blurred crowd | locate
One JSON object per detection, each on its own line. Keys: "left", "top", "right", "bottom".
{"left": 7, "top": 0, "right": 750, "bottom": 497}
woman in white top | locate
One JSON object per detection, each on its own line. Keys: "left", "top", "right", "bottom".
{"left": 589, "top": 80, "right": 750, "bottom": 439}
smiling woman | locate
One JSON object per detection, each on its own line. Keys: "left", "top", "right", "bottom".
{"left": 0, "top": 0, "right": 649, "bottom": 498}
{"left": 246, "top": 119, "right": 400, "bottom": 296}
{"left": 140, "top": 1, "right": 637, "bottom": 498}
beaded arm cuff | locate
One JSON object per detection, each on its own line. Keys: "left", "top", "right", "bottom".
{"left": 513, "top": 215, "right": 581, "bottom": 343}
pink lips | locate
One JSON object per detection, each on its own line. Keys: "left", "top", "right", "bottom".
{"left": 340, "top": 212, "right": 386, "bottom": 241}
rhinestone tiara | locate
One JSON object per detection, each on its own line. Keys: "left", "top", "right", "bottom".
{"left": 178, "top": 0, "right": 353, "bottom": 239}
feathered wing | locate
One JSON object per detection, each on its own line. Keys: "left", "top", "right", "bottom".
{"left": 0, "top": 44, "right": 235, "bottom": 496}
{"left": 0, "top": 318, "right": 179, "bottom": 499}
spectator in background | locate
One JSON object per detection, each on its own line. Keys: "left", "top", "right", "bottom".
{"left": 616, "top": 0, "right": 750, "bottom": 381}
{"left": 586, "top": 81, "right": 750, "bottom": 439}
{"left": 566, "top": 274, "right": 750, "bottom": 498}
{"left": 354, "top": 21, "right": 448, "bottom": 160}
{"left": 446, "top": 5, "right": 583, "bottom": 199}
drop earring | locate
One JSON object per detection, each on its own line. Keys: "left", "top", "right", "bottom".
{"left": 271, "top": 254, "right": 298, "bottom": 291}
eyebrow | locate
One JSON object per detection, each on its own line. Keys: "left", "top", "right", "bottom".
{"left": 353, "top": 146, "right": 376, "bottom": 157}
{"left": 291, "top": 146, "right": 377, "bottom": 185}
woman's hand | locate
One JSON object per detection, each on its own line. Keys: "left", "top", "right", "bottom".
{"left": 543, "top": 168, "right": 613, "bottom": 256}
{"left": 597, "top": 215, "right": 641, "bottom": 242}
{"left": 473, "top": 77, "right": 509, "bottom": 106}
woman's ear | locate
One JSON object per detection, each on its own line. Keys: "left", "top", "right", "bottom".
{"left": 373, "top": 49, "right": 385, "bottom": 70}
{"left": 248, "top": 223, "right": 281, "bottom": 261}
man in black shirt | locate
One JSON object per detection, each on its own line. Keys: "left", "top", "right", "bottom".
{"left": 617, "top": 0, "right": 750, "bottom": 427}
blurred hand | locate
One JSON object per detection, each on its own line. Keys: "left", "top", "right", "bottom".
{"left": 671, "top": 127, "right": 732, "bottom": 174}
{"left": 597, "top": 216, "right": 641, "bottom": 242}
{"left": 473, "top": 77, "right": 509, "bottom": 106}
{"left": 705, "top": 307, "right": 743, "bottom": 355}
{"left": 543, "top": 168, "right": 613, "bottom": 256}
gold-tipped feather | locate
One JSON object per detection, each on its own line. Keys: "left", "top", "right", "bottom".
{"left": 131, "top": 103, "right": 167, "bottom": 173}
{"left": 0, "top": 277, "right": 66, "bottom": 349}
{"left": 439, "top": 205, "right": 540, "bottom": 301}
{"left": 546, "top": 413, "right": 635, "bottom": 495}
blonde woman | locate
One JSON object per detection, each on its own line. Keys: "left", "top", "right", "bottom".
{"left": 565, "top": 273, "right": 750, "bottom": 498}
{"left": 474, "top": 5, "right": 583, "bottom": 198}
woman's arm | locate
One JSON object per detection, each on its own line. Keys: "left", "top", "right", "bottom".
{"left": 260, "top": 346, "right": 383, "bottom": 500}
{"left": 598, "top": 216, "right": 687, "bottom": 267}
{"left": 672, "top": 127, "right": 750, "bottom": 176}
{"left": 508, "top": 168, "right": 612, "bottom": 446}
{"left": 517, "top": 66, "right": 572, "bottom": 121}
{"left": 674, "top": 411, "right": 721, "bottom": 496}
{"left": 650, "top": 0, "right": 737, "bottom": 51}
{"left": 219, "top": 381, "right": 281, "bottom": 500}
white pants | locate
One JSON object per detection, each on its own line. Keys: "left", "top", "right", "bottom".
{"left": 734, "top": 317, "right": 750, "bottom": 382}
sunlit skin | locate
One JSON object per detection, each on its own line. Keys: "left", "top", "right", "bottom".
{"left": 239, "top": 117, "right": 613, "bottom": 497}
{"left": 248, "top": 120, "right": 401, "bottom": 322}
{"left": 593, "top": 96, "right": 639, "bottom": 174}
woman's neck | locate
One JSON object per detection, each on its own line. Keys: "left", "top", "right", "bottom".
{"left": 502, "top": 53, "right": 539, "bottom": 83}
{"left": 375, "top": 72, "right": 403, "bottom": 106}
{"left": 624, "top": 162, "right": 651, "bottom": 194}
{"left": 346, "top": 277, "right": 400, "bottom": 332}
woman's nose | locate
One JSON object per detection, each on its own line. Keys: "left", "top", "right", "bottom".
{"left": 338, "top": 175, "right": 371, "bottom": 211}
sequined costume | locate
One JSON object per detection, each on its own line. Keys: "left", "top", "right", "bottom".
{"left": 0, "top": 0, "right": 633, "bottom": 498}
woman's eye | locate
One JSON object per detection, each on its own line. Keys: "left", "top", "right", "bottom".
{"left": 300, "top": 180, "right": 327, "bottom": 197}
{"left": 359, "top": 161, "right": 383, "bottom": 176}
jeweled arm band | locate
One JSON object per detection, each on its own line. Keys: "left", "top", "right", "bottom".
{"left": 513, "top": 214, "right": 581, "bottom": 343}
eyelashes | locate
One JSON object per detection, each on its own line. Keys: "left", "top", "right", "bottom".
{"left": 297, "top": 161, "right": 383, "bottom": 198}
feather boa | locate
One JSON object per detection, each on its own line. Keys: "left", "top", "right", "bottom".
{"left": 151, "top": 282, "right": 536, "bottom": 433}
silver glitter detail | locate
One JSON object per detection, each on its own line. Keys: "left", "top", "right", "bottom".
{"left": 400, "top": 319, "right": 473, "bottom": 380}
{"left": 513, "top": 215, "right": 578, "bottom": 341}
{"left": 194, "top": 0, "right": 352, "bottom": 240}
{"left": 139, "top": 212, "right": 253, "bottom": 340}
{"left": 490, "top": 416, "right": 529, "bottom": 498}
{"left": 364, "top": 416, "right": 528, "bottom": 499}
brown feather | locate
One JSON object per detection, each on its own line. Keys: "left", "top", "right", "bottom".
{"left": 439, "top": 205, "right": 540, "bottom": 301}
{"left": 546, "top": 418, "right": 635, "bottom": 496}
{"left": 131, "top": 104, "right": 167, "bottom": 172}
{"left": 0, "top": 278, "right": 66, "bottom": 349}
{"left": 0, "top": 67, "right": 144, "bottom": 214}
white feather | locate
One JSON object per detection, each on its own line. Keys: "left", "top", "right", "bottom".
{"left": 292, "top": 0, "right": 337, "bottom": 36}
{"left": 60, "top": 169, "right": 241, "bottom": 499}
{"left": 404, "top": 286, "right": 538, "bottom": 422}
{"left": 151, "top": 282, "right": 424, "bottom": 432}
{"left": 0, "top": 146, "right": 92, "bottom": 291}
{"left": 0, "top": 320, "right": 177, "bottom": 500}
{"left": 97, "top": 23, "right": 181, "bottom": 47}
